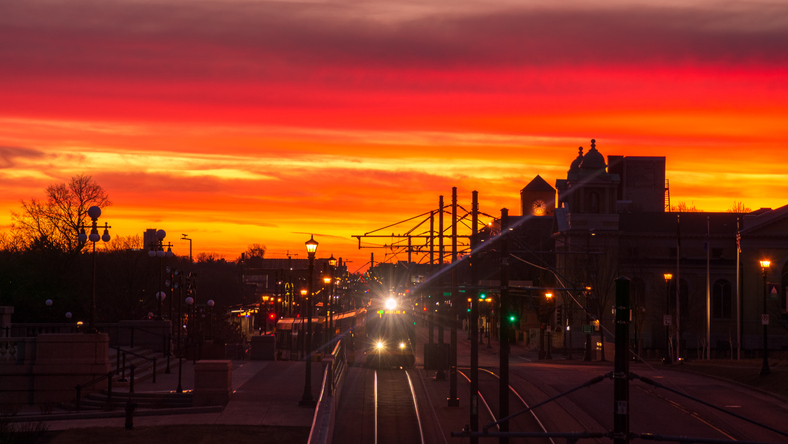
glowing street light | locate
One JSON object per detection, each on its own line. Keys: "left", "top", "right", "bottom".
{"left": 663, "top": 273, "right": 673, "bottom": 364}
{"left": 300, "top": 235, "right": 318, "bottom": 407}
{"left": 759, "top": 260, "right": 771, "bottom": 376}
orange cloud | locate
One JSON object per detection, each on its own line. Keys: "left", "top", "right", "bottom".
{"left": 1, "top": 1, "right": 787, "bottom": 268}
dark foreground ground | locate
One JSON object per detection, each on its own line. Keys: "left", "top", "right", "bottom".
{"left": 3, "top": 356, "right": 786, "bottom": 444}
{"left": 0, "top": 424, "right": 309, "bottom": 444}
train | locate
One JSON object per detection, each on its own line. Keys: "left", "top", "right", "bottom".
{"left": 274, "top": 307, "right": 367, "bottom": 362}
{"left": 272, "top": 296, "right": 416, "bottom": 368}
{"left": 364, "top": 296, "right": 416, "bottom": 368}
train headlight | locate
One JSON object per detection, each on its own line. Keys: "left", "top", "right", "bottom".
{"left": 376, "top": 341, "right": 385, "bottom": 350}
{"left": 385, "top": 298, "right": 397, "bottom": 310}
{"left": 399, "top": 342, "right": 406, "bottom": 349}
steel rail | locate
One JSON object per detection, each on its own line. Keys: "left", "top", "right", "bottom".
{"left": 405, "top": 370, "right": 426, "bottom": 444}
{"left": 374, "top": 371, "right": 378, "bottom": 444}
{"left": 477, "top": 367, "right": 556, "bottom": 444}
{"left": 457, "top": 369, "right": 499, "bottom": 432}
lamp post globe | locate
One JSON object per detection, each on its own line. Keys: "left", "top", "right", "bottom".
{"left": 66, "top": 312, "right": 72, "bottom": 319}
{"left": 88, "top": 206, "right": 101, "bottom": 220}
{"left": 46, "top": 299, "right": 53, "bottom": 307}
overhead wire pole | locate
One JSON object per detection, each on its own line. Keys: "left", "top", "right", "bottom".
{"left": 499, "top": 207, "right": 510, "bottom": 444}
{"left": 429, "top": 210, "right": 435, "bottom": 346}
{"left": 469, "top": 191, "right": 480, "bottom": 444}
{"left": 449, "top": 187, "right": 459, "bottom": 406}
{"left": 436, "top": 195, "right": 446, "bottom": 380}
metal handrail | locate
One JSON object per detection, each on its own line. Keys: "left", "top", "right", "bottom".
{"left": 75, "top": 365, "right": 136, "bottom": 410}
{"left": 111, "top": 346, "right": 158, "bottom": 384}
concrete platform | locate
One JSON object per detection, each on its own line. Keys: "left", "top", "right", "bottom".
{"left": 9, "top": 359, "right": 323, "bottom": 431}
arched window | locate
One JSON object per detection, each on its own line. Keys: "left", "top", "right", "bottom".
{"left": 712, "top": 279, "right": 732, "bottom": 319}
{"left": 588, "top": 191, "right": 600, "bottom": 213}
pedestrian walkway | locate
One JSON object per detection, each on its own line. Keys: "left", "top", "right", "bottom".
{"left": 10, "top": 359, "right": 323, "bottom": 431}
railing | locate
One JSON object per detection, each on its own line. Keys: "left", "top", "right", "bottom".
{"left": 7, "top": 323, "right": 81, "bottom": 337}
{"left": 8, "top": 323, "right": 172, "bottom": 354}
{"left": 0, "top": 337, "right": 35, "bottom": 364}
{"left": 111, "top": 346, "right": 158, "bottom": 384}
{"left": 326, "top": 340, "right": 346, "bottom": 397}
{"left": 75, "top": 365, "right": 135, "bottom": 411}
{"left": 308, "top": 339, "right": 348, "bottom": 444}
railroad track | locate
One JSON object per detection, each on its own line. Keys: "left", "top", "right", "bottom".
{"left": 333, "top": 367, "right": 425, "bottom": 444}
{"left": 459, "top": 367, "right": 555, "bottom": 444}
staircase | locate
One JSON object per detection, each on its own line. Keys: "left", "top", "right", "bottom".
{"left": 67, "top": 390, "right": 194, "bottom": 411}
{"left": 60, "top": 346, "right": 190, "bottom": 412}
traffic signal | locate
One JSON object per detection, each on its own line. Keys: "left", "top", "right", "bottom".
{"left": 556, "top": 305, "right": 563, "bottom": 325}
{"left": 480, "top": 293, "right": 486, "bottom": 300}
{"left": 508, "top": 314, "right": 517, "bottom": 324}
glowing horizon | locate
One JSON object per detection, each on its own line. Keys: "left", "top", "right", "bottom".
{"left": 2, "top": 0, "right": 787, "bottom": 270}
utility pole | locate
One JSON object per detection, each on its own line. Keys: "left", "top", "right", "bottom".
{"left": 613, "top": 277, "right": 631, "bottom": 444}
{"left": 469, "top": 191, "right": 480, "bottom": 444}
{"left": 436, "top": 195, "right": 446, "bottom": 380}
{"left": 429, "top": 210, "right": 435, "bottom": 346}
{"left": 499, "top": 207, "right": 509, "bottom": 444}
{"left": 449, "top": 187, "right": 459, "bottom": 406}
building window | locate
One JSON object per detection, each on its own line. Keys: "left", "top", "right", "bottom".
{"left": 588, "top": 192, "right": 600, "bottom": 213}
{"left": 712, "top": 279, "right": 732, "bottom": 319}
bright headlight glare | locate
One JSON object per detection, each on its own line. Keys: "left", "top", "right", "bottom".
{"left": 376, "top": 341, "right": 384, "bottom": 350}
{"left": 385, "top": 298, "right": 397, "bottom": 310}
{"left": 399, "top": 342, "right": 406, "bottom": 349}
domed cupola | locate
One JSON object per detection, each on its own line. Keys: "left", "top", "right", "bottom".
{"left": 580, "top": 139, "right": 606, "bottom": 171}
{"left": 569, "top": 146, "right": 584, "bottom": 174}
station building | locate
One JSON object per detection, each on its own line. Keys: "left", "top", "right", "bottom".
{"left": 511, "top": 140, "right": 788, "bottom": 358}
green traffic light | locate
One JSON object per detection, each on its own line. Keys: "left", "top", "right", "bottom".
{"left": 480, "top": 293, "right": 486, "bottom": 299}
{"left": 509, "top": 315, "right": 516, "bottom": 322}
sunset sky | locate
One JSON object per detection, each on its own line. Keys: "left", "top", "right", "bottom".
{"left": 1, "top": 0, "right": 787, "bottom": 271}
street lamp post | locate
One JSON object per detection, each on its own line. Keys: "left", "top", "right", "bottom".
{"left": 181, "top": 234, "right": 193, "bottom": 265}
{"left": 185, "top": 296, "right": 195, "bottom": 365}
{"left": 584, "top": 286, "right": 593, "bottom": 362}
{"left": 166, "top": 267, "right": 180, "bottom": 325}
{"left": 176, "top": 273, "right": 185, "bottom": 393}
{"left": 300, "top": 288, "right": 308, "bottom": 358}
{"left": 149, "top": 230, "right": 174, "bottom": 320}
{"left": 323, "top": 273, "right": 331, "bottom": 343}
{"left": 664, "top": 273, "right": 673, "bottom": 364}
{"left": 77, "top": 206, "right": 111, "bottom": 333}
{"left": 207, "top": 299, "right": 214, "bottom": 340}
{"left": 328, "top": 255, "right": 337, "bottom": 341}
{"left": 545, "top": 292, "right": 553, "bottom": 360}
{"left": 300, "top": 235, "right": 318, "bottom": 407}
{"left": 759, "top": 260, "right": 771, "bottom": 376}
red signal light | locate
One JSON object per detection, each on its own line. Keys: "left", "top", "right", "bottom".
{"left": 269, "top": 313, "right": 275, "bottom": 319}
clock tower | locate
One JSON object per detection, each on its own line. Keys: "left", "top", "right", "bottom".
{"left": 520, "top": 175, "right": 556, "bottom": 217}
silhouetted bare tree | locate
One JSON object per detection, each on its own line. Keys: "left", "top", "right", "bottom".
{"left": 8, "top": 174, "right": 111, "bottom": 254}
